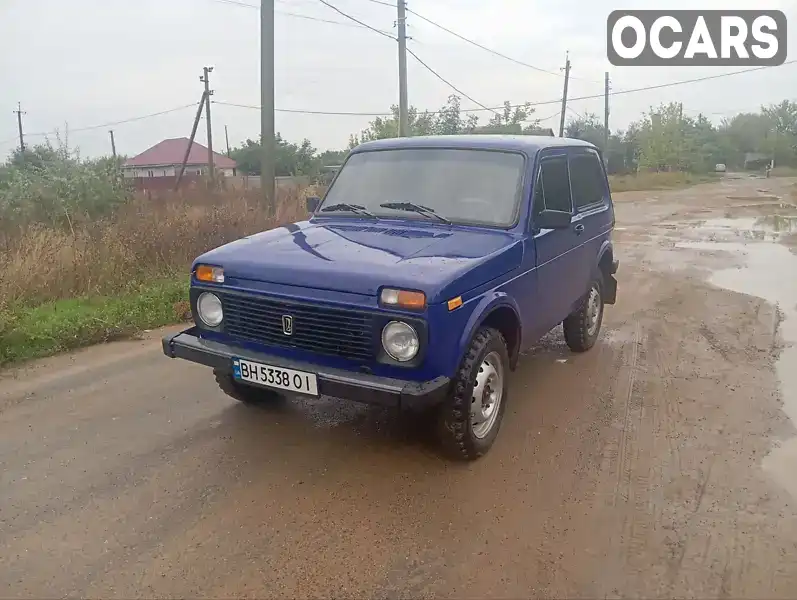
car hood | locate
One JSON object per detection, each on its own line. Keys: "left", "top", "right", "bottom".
{"left": 194, "top": 219, "right": 523, "bottom": 303}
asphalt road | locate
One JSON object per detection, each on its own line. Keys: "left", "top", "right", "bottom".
{"left": 2, "top": 176, "right": 797, "bottom": 598}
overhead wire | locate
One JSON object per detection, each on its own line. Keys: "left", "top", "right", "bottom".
{"left": 209, "top": 0, "right": 395, "bottom": 35}
{"left": 354, "top": 0, "right": 603, "bottom": 84}
{"left": 6, "top": 103, "right": 200, "bottom": 144}
{"left": 311, "top": 0, "right": 494, "bottom": 113}
{"left": 315, "top": 0, "right": 396, "bottom": 40}
{"left": 405, "top": 48, "right": 498, "bottom": 116}
{"left": 216, "top": 59, "right": 797, "bottom": 117}
{"left": 9, "top": 58, "right": 796, "bottom": 149}
{"left": 7, "top": 0, "right": 797, "bottom": 147}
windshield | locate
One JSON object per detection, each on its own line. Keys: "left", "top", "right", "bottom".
{"left": 319, "top": 148, "right": 525, "bottom": 227}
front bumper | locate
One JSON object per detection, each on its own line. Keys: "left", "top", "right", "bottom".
{"left": 162, "top": 327, "right": 451, "bottom": 411}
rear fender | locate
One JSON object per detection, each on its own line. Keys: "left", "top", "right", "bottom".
{"left": 597, "top": 241, "right": 618, "bottom": 305}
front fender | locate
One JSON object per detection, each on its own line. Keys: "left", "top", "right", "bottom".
{"left": 454, "top": 292, "right": 521, "bottom": 371}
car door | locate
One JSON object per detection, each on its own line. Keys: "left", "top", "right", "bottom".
{"left": 530, "top": 151, "right": 583, "bottom": 334}
{"left": 568, "top": 147, "right": 613, "bottom": 293}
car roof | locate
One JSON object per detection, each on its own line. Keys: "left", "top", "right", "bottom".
{"left": 351, "top": 134, "right": 597, "bottom": 156}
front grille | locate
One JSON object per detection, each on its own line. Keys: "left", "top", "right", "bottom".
{"left": 221, "top": 293, "right": 375, "bottom": 362}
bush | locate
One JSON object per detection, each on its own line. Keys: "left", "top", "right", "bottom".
{"left": 0, "top": 186, "right": 309, "bottom": 311}
{"left": 0, "top": 141, "right": 131, "bottom": 227}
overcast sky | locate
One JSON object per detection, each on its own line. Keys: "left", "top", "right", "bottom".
{"left": 1, "top": 0, "right": 795, "bottom": 160}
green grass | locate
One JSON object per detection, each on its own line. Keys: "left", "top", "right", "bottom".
{"left": 0, "top": 279, "right": 190, "bottom": 367}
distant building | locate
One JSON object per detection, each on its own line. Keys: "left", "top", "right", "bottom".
{"left": 121, "top": 137, "right": 237, "bottom": 180}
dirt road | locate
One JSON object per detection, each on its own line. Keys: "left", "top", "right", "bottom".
{"left": 2, "top": 176, "right": 797, "bottom": 598}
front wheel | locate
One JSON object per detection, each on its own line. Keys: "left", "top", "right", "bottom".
{"left": 437, "top": 327, "right": 510, "bottom": 461}
{"left": 563, "top": 278, "right": 604, "bottom": 352}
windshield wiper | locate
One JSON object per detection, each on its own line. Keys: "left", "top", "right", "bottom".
{"left": 379, "top": 202, "right": 452, "bottom": 224}
{"left": 319, "top": 203, "right": 376, "bottom": 218}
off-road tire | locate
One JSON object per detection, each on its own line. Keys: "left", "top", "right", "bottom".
{"left": 214, "top": 369, "right": 284, "bottom": 405}
{"left": 437, "top": 326, "right": 510, "bottom": 461}
{"left": 563, "top": 277, "right": 604, "bottom": 353}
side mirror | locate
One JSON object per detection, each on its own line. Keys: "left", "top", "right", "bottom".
{"left": 535, "top": 209, "right": 571, "bottom": 229}
{"left": 306, "top": 196, "right": 320, "bottom": 212}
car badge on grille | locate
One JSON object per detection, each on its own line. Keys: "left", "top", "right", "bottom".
{"left": 282, "top": 315, "right": 293, "bottom": 336}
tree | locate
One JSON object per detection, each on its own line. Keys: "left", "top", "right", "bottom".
{"left": 230, "top": 134, "right": 320, "bottom": 177}
{"left": 565, "top": 112, "right": 606, "bottom": 149}
{"left": 472, "top": 101, "right": 542, "bottom": 134}
{"left": 762, "top": 100, "right": 797, "bottom": 136}
{"left": 351, "top": 105, "right": 436, "bottom": 144}
{"left": 353, "top": 95, "right": 542, "bottom": 141}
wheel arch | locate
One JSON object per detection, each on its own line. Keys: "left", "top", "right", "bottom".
{"left": 596, "top": 240, "right": 617, "bottom": 305}
{"left": 597, "top": 240, "right": 614, "bottom": 275}
{"left": 456, "top": 293, "right": 522, "bottom": 372}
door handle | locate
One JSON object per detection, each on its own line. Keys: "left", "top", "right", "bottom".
{"left": 574, "top": 223, "right": 585, "bottom": 234}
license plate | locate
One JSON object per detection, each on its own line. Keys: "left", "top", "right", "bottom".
{"left": 232, "top": 357, "right": 319, "bottom": 396}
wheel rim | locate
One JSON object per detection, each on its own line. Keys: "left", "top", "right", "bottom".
{"left": 471, "top": 351, "right": 504, "bottom": 439}
{"left": 586, "top": 284, "right": 602, "bottom": 337}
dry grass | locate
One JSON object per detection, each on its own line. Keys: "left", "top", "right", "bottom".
{"left": 0, "top": 185, "right": 313, "bottom": 311}
{"left": 0, "top": 172, "right": 717, "bottom": 311}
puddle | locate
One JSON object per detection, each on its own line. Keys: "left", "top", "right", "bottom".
{"left": 677, "top": 233, "right": 797, "bottom": 499}
{"left": 672, "top": 216, "right": 797, "bottom": 244}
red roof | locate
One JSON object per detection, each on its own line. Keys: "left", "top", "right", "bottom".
{"left": 123, "top": 137, "right": 236, "bottom": 168}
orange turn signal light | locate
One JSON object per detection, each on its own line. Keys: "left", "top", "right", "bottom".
{"left": 380, "top": 288, "right": 426, "bottom": 310}
{"left": 195, "top": 264, "right": 225, "bottom": 283}
{"left": 447, "top": 296, "right": 463, "bottom": 311}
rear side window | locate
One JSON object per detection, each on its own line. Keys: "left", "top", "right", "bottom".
{"left": 536, "top": 156, "right": 572, "bottom": 213}
{"left": 569, "top": 152, "right": 606, "bottom": 210}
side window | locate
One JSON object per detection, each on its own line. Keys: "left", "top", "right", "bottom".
{"left": 538, "top": 156, "right": 572, "bottom": 213}
{"left": 569, "top": 152, "right": 606, "bottom": 210}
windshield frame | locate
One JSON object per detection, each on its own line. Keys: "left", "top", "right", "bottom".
{"left": 313, "top": 147, "right": 529, "bottom": 230}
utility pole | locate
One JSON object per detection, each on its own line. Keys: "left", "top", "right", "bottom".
{"left": 224, "top": 125, "right": 231, "bottom": 157}
{"left": 109, "top": 130, "right": 117, "bottom": 158}
{"left": 261, "top": 0, "right": 276, "bottom": 212}
{"left": 397, "top": 0, "right": 409, "bottom": 137}
{"left": 558, "top": 52, "right": 571, "bottom": 137}
{"left": 200, "top": 66, "right": 215, "bottom": 181}
{"left": 175, "top": 94, "right": 208, "bottom": 190}
{"left": 13, "top": 102, "right": 25, "bottom": 152}
{"left": 604, "top": 72, "right": 610, "bottom": 152}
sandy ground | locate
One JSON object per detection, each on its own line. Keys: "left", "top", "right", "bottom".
{"left": 1, "top": 175, "right": 796, "bottom": 599}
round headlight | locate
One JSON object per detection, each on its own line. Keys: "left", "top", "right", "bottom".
{"left": 381, "top": 321, "right": 419, "bottom": 362}
{"left": 196, "top": 292, "right": 223, "bottom": 327}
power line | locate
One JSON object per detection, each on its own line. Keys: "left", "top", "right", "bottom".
{"left": 357, "top": 0, "right": 603, "bottom": 84}
{"left": 536, "top": 109, "right": 564, "bottom": 122}
{"left": 219, "top": 59, "right": 797, "bottom": 117}
{"left": 315, "top": 0, "right": 395, "bottom": 40}
{"left": 214, "top": 100, "right": 387, "bottom": 116}
{"left": 209, "top": 0, "right": 394, "bottom": 34}
{"left": 406, "top": 48, "right": 498, "bottom": 116}
{"left": 14, "top": 104, "right": 200, "bottom": 141}
{"left": 567, "top": 104, "right": 586, "bottom": 120}
{"left": 7, "top": 59, "right": 794, "bottom": 150}
{"left": 311, "top": 0, "right": 493, "bottom": 115}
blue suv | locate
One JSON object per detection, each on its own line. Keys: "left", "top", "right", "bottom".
{"left": 162, "top": 135, "right": 619, "bottom": 460}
